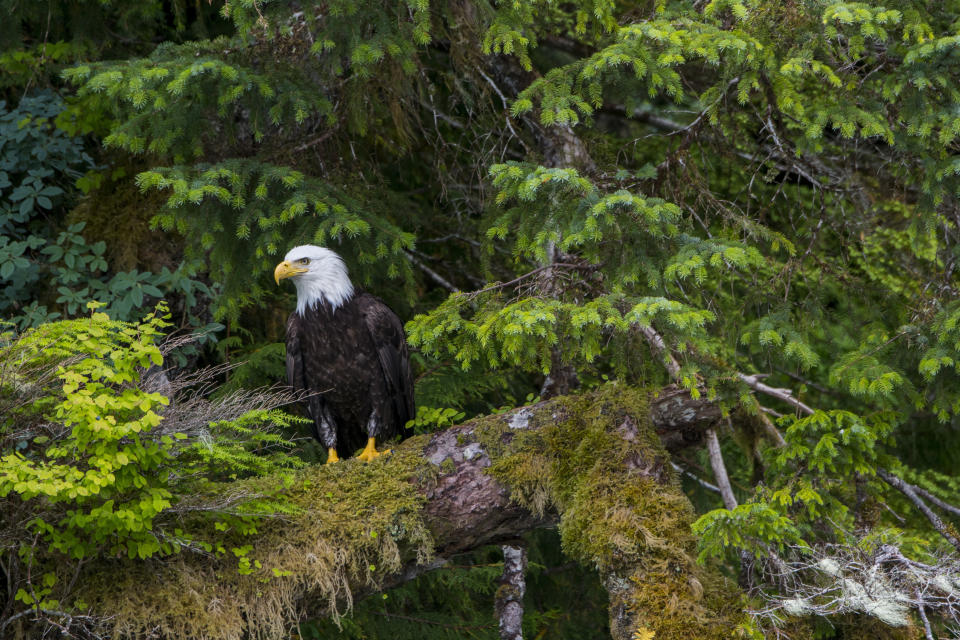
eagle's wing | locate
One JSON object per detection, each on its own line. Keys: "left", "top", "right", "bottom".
{"left": 362, "top": 296, "right": 415, "bottom": 437}
{"left": 287, "top": 311, "right": 337, "bottom": 448}
{"left": 285, "top": 312, "right": 305, "bottom": 391}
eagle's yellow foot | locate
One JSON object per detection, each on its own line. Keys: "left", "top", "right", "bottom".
{"left": 325, "top": 448, "right": 340, "bottom": 465}
{"left": 357, "top": 437, "right": 390, "bottom": 463}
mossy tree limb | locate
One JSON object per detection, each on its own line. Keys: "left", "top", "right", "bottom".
{"left": 43, "top": 385, "right": 739, "bottom": 640}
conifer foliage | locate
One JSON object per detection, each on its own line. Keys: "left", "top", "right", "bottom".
{"left": 5, "top": 0, "right": 960, "bottom": 637}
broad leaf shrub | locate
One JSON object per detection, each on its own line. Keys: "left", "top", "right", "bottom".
{"left": 0, "top": 303, "right": 304, "bottom": 568}
{"left": 0, "top": 92, "right": 216, "bottom": 331}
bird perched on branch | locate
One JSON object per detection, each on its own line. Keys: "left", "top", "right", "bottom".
{"left": 274, "top": 245, "right": 414, "bottom": 463}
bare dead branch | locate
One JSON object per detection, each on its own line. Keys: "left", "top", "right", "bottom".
{"left": 405, "top": 250, "right": 459, "bottom": 293}
{"left": 910, "top": 484, "right": 960, "bottom": 520}
{"left": 878, "top": 469, "right": 960, "bottom": 553}
{"left": 738, "top": 373, "right": 815, "bottom": 416}
{"left": 671, "top": 462, "right": 721, "bottom": 494}
{"left": 705, "top": 428, "right": 737, "bottom": 510}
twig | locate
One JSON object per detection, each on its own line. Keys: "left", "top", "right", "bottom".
{"left": 476, "top": 68, "right": 528, "bottom": 153}
{"left": 1, "top": 608, "right": 99, "bottom": 634}
{"left": 465, "top": 263, "right": 582, "bottom": 299}
{"left": 738, "top": 373, "right": 815, "bottom": 416}
{"left": 774, "top": 366, "right": 837, "bottom": 397}
{"left": 878, "top": 469, "right": 960, "bottom": 553}
{"left": 671, "top": 462, "right": 721, "bottom": 494}
{"left": 916, "top": 590, "right": 935, "bottom": 640}
{"left": 405, "top": 251, "right": 459, "bottom": 293}
{"left": 911, "top": 485, "right": 960, "bottom": 519}
{"left": 293, "top": 129, "right": 335, "bottom": 152}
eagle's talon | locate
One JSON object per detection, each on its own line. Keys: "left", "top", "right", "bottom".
{"left": 325, "top": 448, "right": 340, "bottom": 465}
{"left": 357, "top": 438, "right": 387, "bottom": 462}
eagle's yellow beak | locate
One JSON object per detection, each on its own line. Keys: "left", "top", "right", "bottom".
{"left": 274, "top": 261, "right": 307, "bottom": 285}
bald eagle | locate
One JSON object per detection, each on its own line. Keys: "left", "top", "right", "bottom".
{"left": 274, "top": 245, "right": 414, "bottom": 463}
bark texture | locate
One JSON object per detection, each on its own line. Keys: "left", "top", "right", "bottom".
{"left": 27, "top": 385, "right": 741, "bottom": 640}
{"left": 496, "top": 545, "right": 527, "bottom": 640}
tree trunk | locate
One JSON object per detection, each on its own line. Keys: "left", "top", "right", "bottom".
{"left": 496, "top": 544, "right": 527, "bottom": 640}
{"left": 23, "top": 385, "right": 739, "bottom": 640}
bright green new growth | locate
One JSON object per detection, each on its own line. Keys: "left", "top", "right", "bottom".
{"left": 8, "top": 0, "right": 960, "bottom": 635}
{"left": 2, "top": 304, "right": 175, "bottom": 560}
{"left": 0, "top": 305, "right": 304, "bottom": 568}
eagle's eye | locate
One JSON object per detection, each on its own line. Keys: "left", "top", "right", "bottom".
{"left": 299, "top": 258, "right": 310, "bottom": 265}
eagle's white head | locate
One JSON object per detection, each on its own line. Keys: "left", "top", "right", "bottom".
{"left": 274, "top": 245, "right": 355, "bottom": 314}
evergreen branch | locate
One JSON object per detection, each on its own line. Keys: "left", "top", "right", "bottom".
{"left": 737, "top": 373, "right": 960, "bottom": 556}
{"left": 741, "top": 374, "right": 960, "bottom": 552}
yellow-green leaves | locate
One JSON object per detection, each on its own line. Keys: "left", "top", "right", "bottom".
{"left": 1, "top": 308, "right": 175, "bottom": 558}
{"left": 1, "top": 307, "right": 305, "bottom": 566}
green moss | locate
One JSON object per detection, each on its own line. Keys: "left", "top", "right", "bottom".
{"left": 72, "top": 386, "right": 747, "bottom": 640}
{"left": 439, "top": 457, "right": 456, "bottom": 474}
{"left": 78, "top": 442, "right": 434, "bottom": 639}
{"left": 479, "top": 384, "right": 748, "bottom": 639}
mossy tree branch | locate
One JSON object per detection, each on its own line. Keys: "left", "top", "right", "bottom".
{"left": 29, "top": 385, "right": 740, "bottom": 640}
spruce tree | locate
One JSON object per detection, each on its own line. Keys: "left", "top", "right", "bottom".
{"left": 4, "top": 0, "right": 960, "bottom": 638}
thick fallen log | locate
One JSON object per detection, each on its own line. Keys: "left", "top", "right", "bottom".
{"left": 53, "top": 385, "right": 742, "bottom": 640}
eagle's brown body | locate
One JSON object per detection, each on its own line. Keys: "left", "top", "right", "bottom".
{"left": 285, "top": 292, "right": 414, "bottom": 456}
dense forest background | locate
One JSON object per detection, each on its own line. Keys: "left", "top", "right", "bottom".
{"left": 4, "top": 0, "right": 960, "bottom": 638}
